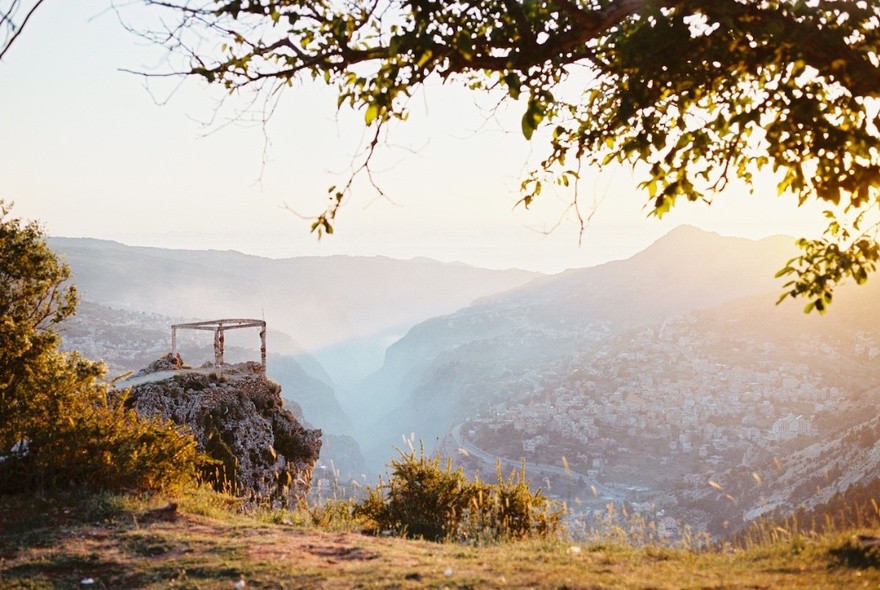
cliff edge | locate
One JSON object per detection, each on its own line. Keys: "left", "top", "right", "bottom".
{"left": 116, "top": 355, "right": 322, "bottom": 506}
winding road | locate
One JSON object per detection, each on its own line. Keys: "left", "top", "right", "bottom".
{"left": 450, "top": 423, "right": 623, "bottom": 502}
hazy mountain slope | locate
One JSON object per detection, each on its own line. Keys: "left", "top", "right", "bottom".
{"left": 354, "top": 227, "right": 802, "bottom": 466}
{"left": 58, "top": 301, "right": 190, "bottom": 376}
{"left": 49, "top": 238, "right": 540, "bottom": 385}
{"left": 268, "top": 354, "right": 355, "bottom": 435}
{"left": 479, "top": 225, "right": 796, "bottom": 326}
{"left": 655, "top": 280, "right": 880, "bottom": 534}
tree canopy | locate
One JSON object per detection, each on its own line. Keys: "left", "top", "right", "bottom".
{"left": 3, "top": 1, "right": 878, "bottom": 310}
{"left": 0, "top": 200, "right": 80, "bottom": 410}
{"left": 132, "top": 0, "right": 880, "bottom": 312}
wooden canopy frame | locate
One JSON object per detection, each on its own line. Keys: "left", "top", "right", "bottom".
{"left": 171, "top": 318, "right": 267, "bottom": 376}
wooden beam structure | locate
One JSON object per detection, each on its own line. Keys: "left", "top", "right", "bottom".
{"left": 171, "top": 318, "right": 267, "bottom": 377}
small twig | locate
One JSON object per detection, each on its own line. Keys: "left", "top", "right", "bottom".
{"left": 0, "top": 0, "right": 48, "bottom": 62}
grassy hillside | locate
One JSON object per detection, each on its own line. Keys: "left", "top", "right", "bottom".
{"left": 2, "top": 491, "right": 879, "bottom": 589}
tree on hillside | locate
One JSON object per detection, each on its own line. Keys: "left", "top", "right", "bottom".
{"left": 0, "top": 201, "right": 198, "bottom": 493}
{"left": 0, "top": 200, "right": 82, "bottom": 423}
{"left": 128, "top": 0, "right": 880, "bottom": 312}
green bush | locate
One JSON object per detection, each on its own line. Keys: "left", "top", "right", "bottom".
{"left": 462, "top": 462, "right": 564, "bottom": 542}
{"left": 0, "top": 354, "right": 199, "bottom": 494}
{"left": 355, "top": 445, "right": 564, "bottom": 542}
{"left": 0, "top": 202, "right": 199, "bottom": 494}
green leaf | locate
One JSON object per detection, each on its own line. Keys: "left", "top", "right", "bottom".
{"left": 417, "top": 49, "right": 433, "bottom": 68}
{"left": 653, "top": 195, "right": 674, "bottom": 218}
{"left": 365, "top": 103, "right": 380, "bottom": 125}
{"left": 521, "top": 98, "right": 545, "bottom": 141}
{"left": 504, "top": 72, "right": 521, "bottom": 100}
{"left": 521, "top": 112, "right": 535, "bottom": 140}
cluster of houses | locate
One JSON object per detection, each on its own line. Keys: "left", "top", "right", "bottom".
{"left": 463, "top": 315, "right": 864, "bottom": 475}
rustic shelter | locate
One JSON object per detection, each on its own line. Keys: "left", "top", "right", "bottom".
{"left": 171, "top": 319, "right": 267, "bottom": 376}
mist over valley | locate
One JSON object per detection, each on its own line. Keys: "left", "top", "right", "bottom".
{"left": 53, "top": 227, "right": 880, "bottom": 538}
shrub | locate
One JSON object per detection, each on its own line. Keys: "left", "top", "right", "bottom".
{"left": 355, "top": 445, "right": 564, "bottom": 542}
{"left": 356, "top": 446, "right": 468, "bottom": 541}
{"left": 0, "top": 202, "right": 199, "bottom": 494}
{"left": 0, "top": 362, "right": 199, "bottom": 494}
{"left": 461, "top": 462, "right": 564, "bottom": 542}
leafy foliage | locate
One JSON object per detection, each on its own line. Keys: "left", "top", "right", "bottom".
{"left": 356, "top": 448, "right": 472, "bottom": 541}
{"left": 355, "top": 445, "right": 563, "bottom": 542}
{"left": 0, "top": 201, "right": 198, "bottom": 493}
{"left": 0, "top": 386, "right": 199, "bottom": 493}
{"left": 135, "top": 0, "right": 880, "bottom": 309}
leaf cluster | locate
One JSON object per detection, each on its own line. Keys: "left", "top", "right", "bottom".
{"left": 354, "top": 444, "right": 563, "bottom": 542}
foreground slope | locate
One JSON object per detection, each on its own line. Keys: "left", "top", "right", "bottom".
{"left": 1, "top": 494, "right": 878, "bottom": 589}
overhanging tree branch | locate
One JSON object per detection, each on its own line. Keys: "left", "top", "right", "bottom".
{"left": 0, "top": 0, "right": 48, "bottom": 62}
{"left": 120, "top": 0, "right": 880, "bottom": 311}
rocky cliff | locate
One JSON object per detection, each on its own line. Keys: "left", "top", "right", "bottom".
{"left": 117, "top": 355, "right": 322, "bottom": 506}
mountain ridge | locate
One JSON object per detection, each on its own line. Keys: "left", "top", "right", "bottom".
{"left": 353, "top": 226, "right": 801, "bottom": 432}
{"left": 48, "top": 237, "right": 542, "bottom": 386}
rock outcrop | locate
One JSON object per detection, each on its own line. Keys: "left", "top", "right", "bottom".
{"left": 117, "top": 355, "right": 321, "bottom": 506}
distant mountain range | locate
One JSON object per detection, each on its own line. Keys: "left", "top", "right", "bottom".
{"left": 51, "top": 227, "right": 880, "bottom": 537}
{"left": 49, "top": 238, "right": 539, "bottom": 387}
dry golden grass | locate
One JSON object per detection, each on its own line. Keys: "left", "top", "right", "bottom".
{"left": 2, "top": 491, "right": 880, "bottom": 589}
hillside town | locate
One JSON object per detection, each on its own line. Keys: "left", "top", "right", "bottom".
{"left": 462, "top": 312, "right": 878, "bottom": 484}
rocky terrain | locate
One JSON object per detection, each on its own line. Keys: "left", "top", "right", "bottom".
{"left": 116, "top": 355, "right": 322, "bottom": 506}
{"left": 58, "top": 301, "right": 368, "bottom": 482}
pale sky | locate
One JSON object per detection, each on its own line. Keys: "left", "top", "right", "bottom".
{"left": 0, "top": 1, "right": 829, "bottom": 273}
